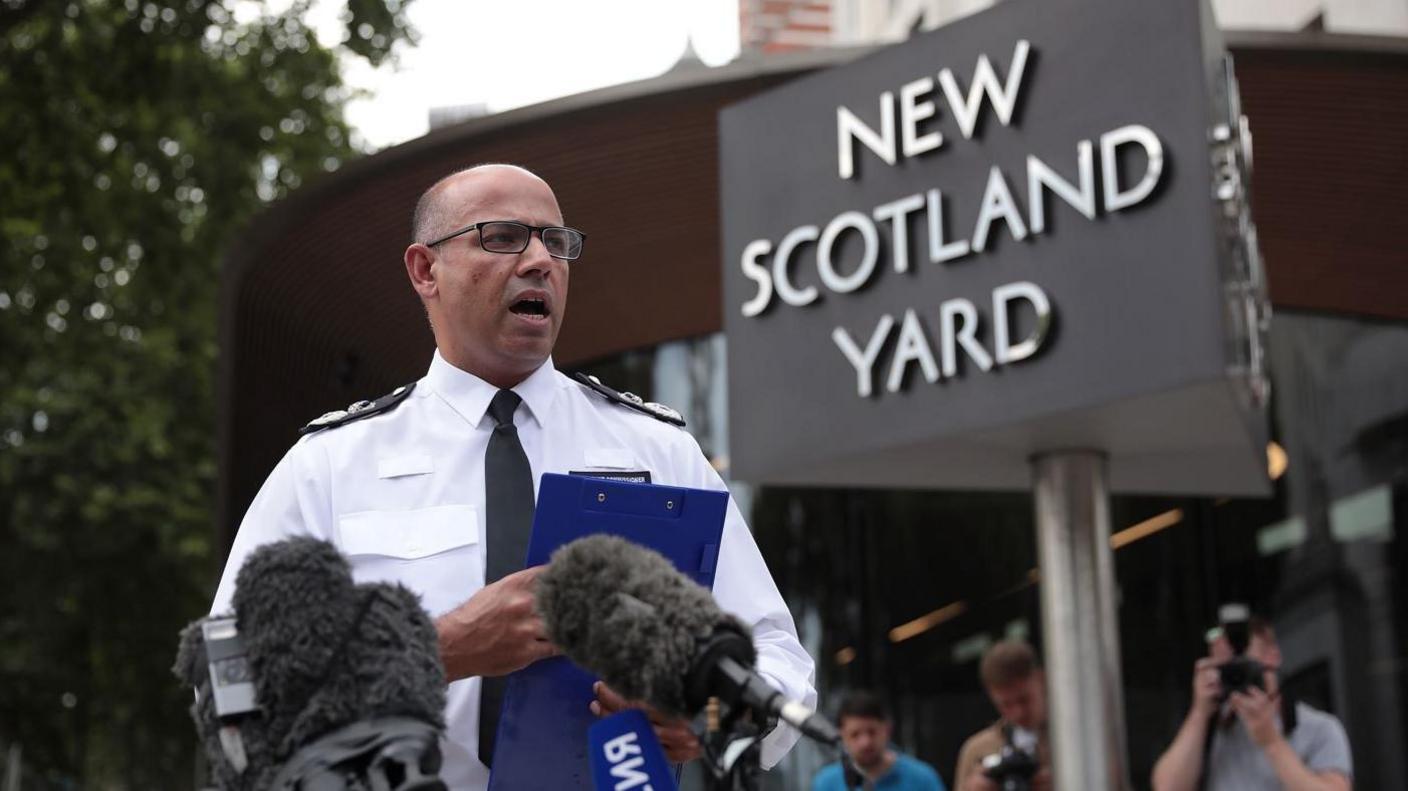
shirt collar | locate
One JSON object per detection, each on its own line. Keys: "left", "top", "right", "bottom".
{"left": 424, "top": 350, "right": 560, "bottom": 429}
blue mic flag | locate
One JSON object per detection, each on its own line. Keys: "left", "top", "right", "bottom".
{"left": 588, "top": 710, "right": 679, "bottom": 791}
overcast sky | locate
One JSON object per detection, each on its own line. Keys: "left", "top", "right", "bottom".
{"left": 335, "top": 0, "right": 742, "bottom": 149}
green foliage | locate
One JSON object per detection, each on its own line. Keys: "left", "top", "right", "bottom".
{"left": 0, "top": 1, "right": 414, "bottom": 785}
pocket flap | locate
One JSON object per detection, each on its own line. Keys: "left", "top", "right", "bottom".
{"left": 338, "top": 505, "right": 478, "bottom": 560}
{"left": 377, "top": 453, "right": 435, "bottom": 479}
{"left": 583, "top": 448, "right": 637, "bottom": 469}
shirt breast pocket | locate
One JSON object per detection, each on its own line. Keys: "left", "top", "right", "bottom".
{"left": 336, "top": 504, "right": 481, "bottom": 617}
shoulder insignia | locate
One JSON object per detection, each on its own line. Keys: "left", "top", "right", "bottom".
{"left": 299, "top": 382, "right": 417, "bottom": 436}
{"left": 571, "top": 372, "right": 686, "bottom": 428}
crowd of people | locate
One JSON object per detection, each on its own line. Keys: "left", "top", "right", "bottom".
{"left": 813, "top": 640, "right": 1050, "bottom": 791}
{"left": 816, "top": 627, "right": 1351, "bottom": 791}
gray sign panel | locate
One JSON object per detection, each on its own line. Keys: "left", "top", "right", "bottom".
{"left": 720, "top": 0, "right": 1269, "bottom": 495}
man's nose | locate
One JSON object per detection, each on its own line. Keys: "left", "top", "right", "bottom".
{"left": 515, "top": 233, "right": 556, "bottom": 276}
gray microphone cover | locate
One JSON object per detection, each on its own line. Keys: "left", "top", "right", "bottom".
{"left": 536, "top": 534, "right": 754, "bottom": 717}
{"left": 173, "top": 537, "right": 446, "bottom": 790}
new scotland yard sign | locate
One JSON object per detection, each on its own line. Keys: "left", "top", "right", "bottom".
{"left": 720, "top": 0, "right": 1270, "bottom": 495}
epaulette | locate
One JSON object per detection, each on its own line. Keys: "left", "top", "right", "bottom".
{"left": 571, "top": 372, "right": 686, "bottom": 428}
{"left": 299, "top": 382, "right": 417, "bottom": 436}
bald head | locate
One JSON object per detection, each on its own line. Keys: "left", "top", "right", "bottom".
{"left": 402, "top": 163, "right": 569, "bottom": 388}
{"left": 411, "top": 163, "right": 550, "bottom": 244}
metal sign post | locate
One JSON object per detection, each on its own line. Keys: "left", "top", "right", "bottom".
{"left": 1033, "top": 451, "right": 1128, "bottom": 790}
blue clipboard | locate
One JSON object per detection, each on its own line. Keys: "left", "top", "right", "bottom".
{"left": 486, "top": 472, "right": 730, "bottom": 791}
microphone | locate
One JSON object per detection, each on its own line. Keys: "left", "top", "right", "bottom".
{"left": 173, "top": 537, "right": 448, "bottom": 790}
{"left": 536, "top": 534, "right": 838, "bottom": 746}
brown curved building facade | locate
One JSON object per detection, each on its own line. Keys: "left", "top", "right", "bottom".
{"left": 217, "top": 32, "right": 1408, "bottom": 543}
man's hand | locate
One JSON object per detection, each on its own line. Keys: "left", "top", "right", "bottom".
{"left": 1030, "top": 767, "right": 1052, "bottom": 791}
{"left": 961, "top": 769, "right": 999, "bottom": 791}
{"left": 435, "top": 566, "right": 557, "bottom": 681}
{"left": 1236, "top": 688, "right": 1352, "bottom": 791}
{"left": 1229, "top": 687, "right": 1281, "bottom": 748}
{"left": 591, "top": 681, "right": 702, "bottom": 764}
{"left": 1152, "top": 657, "right": 1231, "bottom": 791}
{"left": 1191, "top": 657, "right": 1223, "bottom": 718}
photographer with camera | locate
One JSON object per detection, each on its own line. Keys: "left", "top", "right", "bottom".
{"left": 811, "top": 691, "right": 946, "bottom": 791}
{"left": 1151, "top": 607, "right": 1353, "bottom": 791}
{"left": 953, "top": 641, "right": 1052, "bottom": 791}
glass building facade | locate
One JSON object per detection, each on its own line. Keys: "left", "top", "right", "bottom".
{"left": 571, "top": 310, "right": 1408, "bottom": 790}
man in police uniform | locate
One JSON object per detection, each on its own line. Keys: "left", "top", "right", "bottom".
{"left": 210, "top": 164, "right": 817, "bottom": 789}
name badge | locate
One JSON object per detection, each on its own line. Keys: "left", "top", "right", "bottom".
{"left": 570, "top": 469, "right": 652, "bottom": 484}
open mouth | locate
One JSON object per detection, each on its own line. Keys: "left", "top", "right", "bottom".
{"left": 509, "top": 298, "right": 549, "bottom": 318}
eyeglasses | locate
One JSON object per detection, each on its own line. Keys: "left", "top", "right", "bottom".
{"left": 425, "top": 220, "right": 587, "bottom": 261}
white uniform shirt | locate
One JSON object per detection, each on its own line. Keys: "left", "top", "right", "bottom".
{"left": 211, "top": 352, "right": 817, "bottom": 789}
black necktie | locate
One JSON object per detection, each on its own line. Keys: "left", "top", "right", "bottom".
{"left": 479, "top": 389, "right": 535, "bottom": 767}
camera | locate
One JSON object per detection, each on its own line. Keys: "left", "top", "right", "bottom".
{"left": 1215, "top": 603, "right": 1266, "bottom": 695}
{"left": 981, "top": 744, "right": 1039, "bottom": 791}
{"left": 1218, "top": 656, "right": 1266, "bottom": 694}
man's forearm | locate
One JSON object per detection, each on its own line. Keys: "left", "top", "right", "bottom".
{"left": 1151, "top": 710, "right": 1210, "bottom": 791}
{"left": 435, "top": 607, "right": 494, "bottom": 682}
{"left": 435, "top": 613, "right": 474, "bottom": 681}
{"left": 1262, "top": 738, "right": 1350, "bottom": 791}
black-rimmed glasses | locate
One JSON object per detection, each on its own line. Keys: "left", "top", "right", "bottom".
{"left": 426, "top": 221, "right": 586, "bottom": 261}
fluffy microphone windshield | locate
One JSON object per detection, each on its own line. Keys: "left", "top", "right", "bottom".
{"left": 536, "top": 534, "right": 755, "bottom": 718}
{"left": 173, "top": 537, "right": 446, "bottom": 790}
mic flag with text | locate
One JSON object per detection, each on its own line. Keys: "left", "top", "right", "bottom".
{"left": 589, "top": 710, "right": 679, "bottom": 791}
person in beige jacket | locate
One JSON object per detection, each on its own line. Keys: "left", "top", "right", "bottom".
{"left": 954, "top": 641, "right": 1053, "bottom": 791}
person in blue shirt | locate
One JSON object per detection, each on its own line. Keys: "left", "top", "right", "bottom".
{"left": 813, "top": 691, "right": 947, "bottom": 791}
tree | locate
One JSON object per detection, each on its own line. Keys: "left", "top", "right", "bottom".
{"left": 0, "top": 1, "right": 414, "bottom": 785}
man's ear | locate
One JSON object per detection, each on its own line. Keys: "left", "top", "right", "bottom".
{"left": 405, "top": 243, "right": 437, "bottom": 298}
